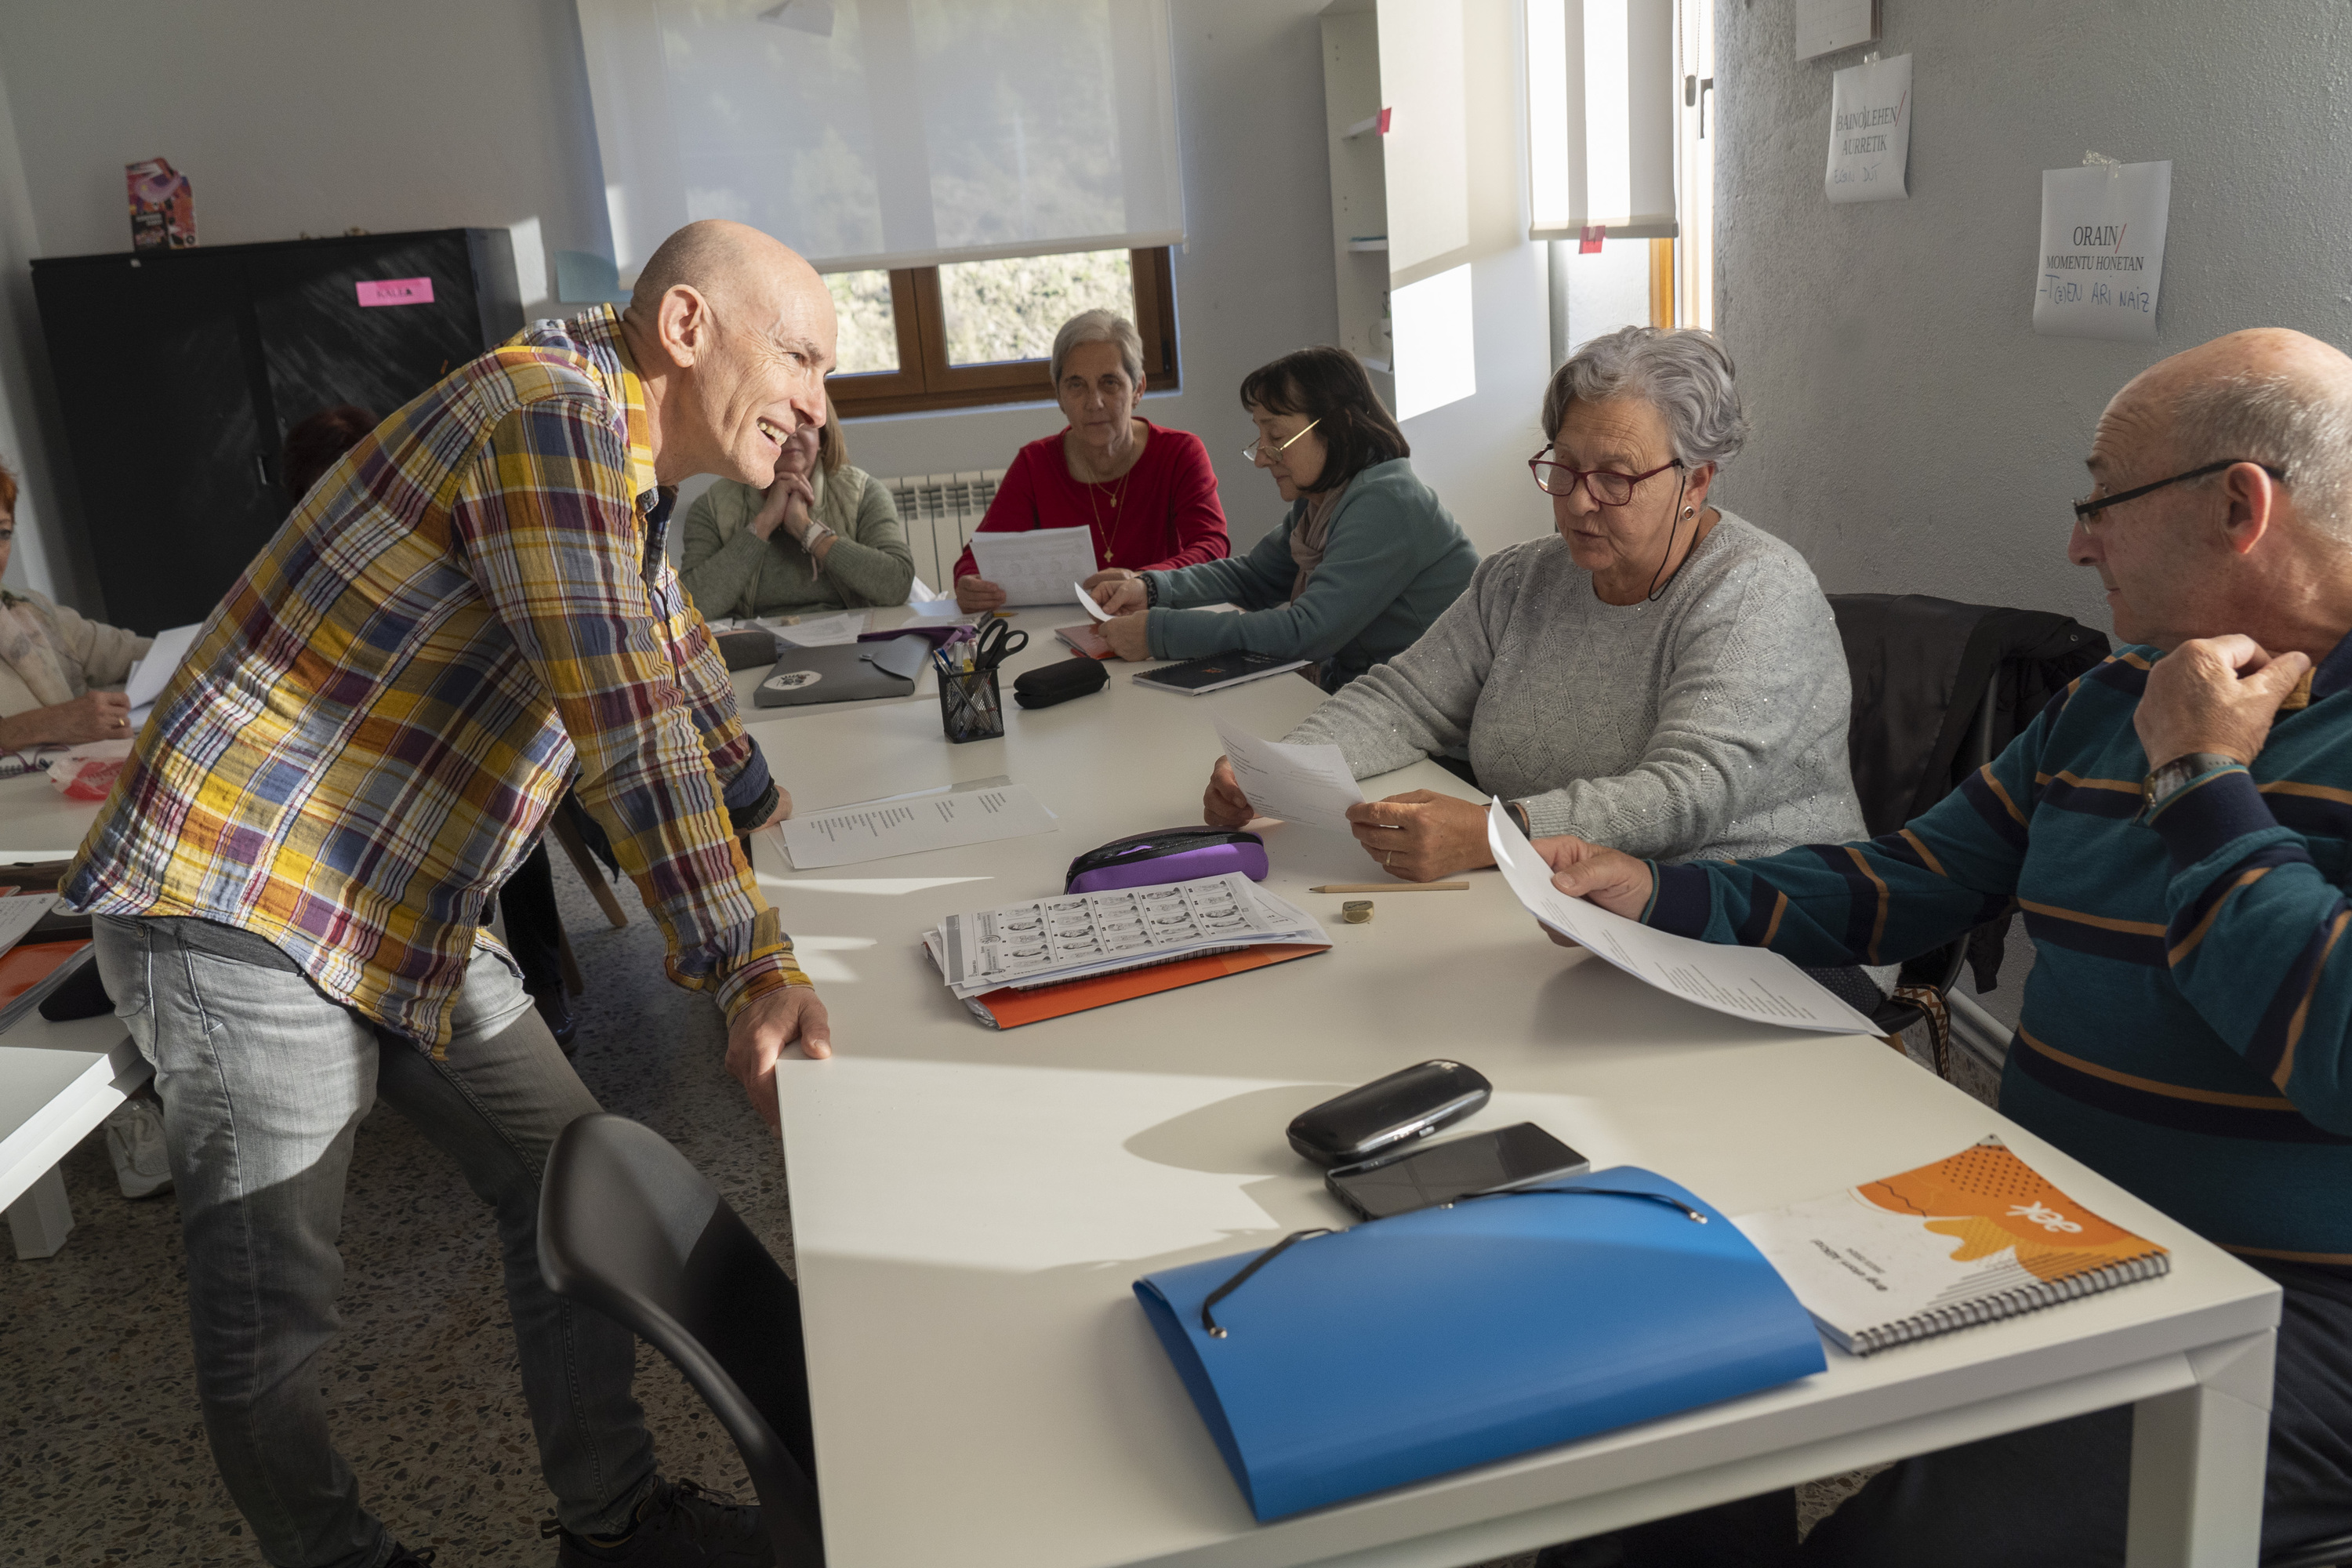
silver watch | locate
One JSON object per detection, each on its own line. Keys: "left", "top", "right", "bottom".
{"left": 2141, "top": 751, "right": 2241, "bottom": 816}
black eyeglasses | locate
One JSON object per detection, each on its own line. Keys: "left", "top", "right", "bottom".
{"left": 2073, "top": 459, "right": 2288, "bottom": 524}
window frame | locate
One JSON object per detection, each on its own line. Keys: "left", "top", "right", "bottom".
{"left": 828, "top": 247, "right": 1180, "bottom": 419}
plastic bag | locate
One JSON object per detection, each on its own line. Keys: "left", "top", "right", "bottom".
{"left": 48, "top": 739, "right": 133, "bottom": 800}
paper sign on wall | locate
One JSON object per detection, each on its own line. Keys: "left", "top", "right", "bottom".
{"left": 1824, "top": 54, "right": 1910, "bottom": 203}
{"left": 2033, "top": 162, "right": 2171, "bottom": 343}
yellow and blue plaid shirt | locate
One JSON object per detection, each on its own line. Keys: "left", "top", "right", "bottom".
{"left": 66, "top": 307, "right": 811, "bottom": 1047}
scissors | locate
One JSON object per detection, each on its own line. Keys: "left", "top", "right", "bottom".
{"left": 973, "top": 618, "right": 1029, "bottom": 673}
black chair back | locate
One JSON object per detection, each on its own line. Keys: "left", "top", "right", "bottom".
{"left": 538, "top": 1112, "right": 823, "bottom": 1566}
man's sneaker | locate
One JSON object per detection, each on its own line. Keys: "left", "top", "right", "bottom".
{"left": 386, "top": 1545, "right": 437, "bottom": 1568}
{"left": 102, "top": 1096, "right": 172, "bottom": 1198}
{"left": 543, "top": 1478, "right": 772, "bottom": 1566}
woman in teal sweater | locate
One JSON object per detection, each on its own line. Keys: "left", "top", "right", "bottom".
{"left": 1090, "top": 348, "right": 1476, "bottom": 692}
{"left": 680, "top": 397, "right": 916, "bottom": 617}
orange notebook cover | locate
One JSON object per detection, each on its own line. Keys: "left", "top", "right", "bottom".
{"left": 0, "top": 938, "right": 90, "bottom": 1010}
{"left": 965, "top": 942, "right": 1330, "bottom": 1029}
{"left": 1054, "top": 623, "right": 1117, "bottom": 659}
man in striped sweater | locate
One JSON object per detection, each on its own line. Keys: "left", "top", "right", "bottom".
{"left": 1541, "top": 328, "right": 2352, "bottom": 1565}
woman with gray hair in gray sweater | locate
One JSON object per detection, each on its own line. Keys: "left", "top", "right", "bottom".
{"left": 1205, "top": 324, "right": 1865, "bottom": 891}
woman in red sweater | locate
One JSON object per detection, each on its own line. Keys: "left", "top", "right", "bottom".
{"left": 952, "top": 308, "right": 1229, "bottom": 612}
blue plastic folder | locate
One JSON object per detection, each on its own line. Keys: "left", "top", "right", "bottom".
{"left": 1133, "top": 1167, "right": 1826, "bottom": 1520}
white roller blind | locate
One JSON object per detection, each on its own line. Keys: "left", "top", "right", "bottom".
{"left": 575, "top": 0, "right": 1186, "bottom": 276}
{"left": 1525, "top": 0, "right": 1677, "bottom": 241}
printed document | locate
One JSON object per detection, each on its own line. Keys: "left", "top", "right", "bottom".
{"left": 968, "top": 527, "right": 1098, "bottom": 605}
{"left": 2034, "top": 160, "right": 2171, "bottom": 343}
{"left": 1211, "top": 716, "right": 1364, "bottom": 834}
{"left": 929, "top": 873, "right": 1325, "bottom": 998}
{"left": 779, "top": 781, "right": 1057, "bottom": 869}
{"left": 0, "top": 891, "right": 55, "bottom": 960}
{"left": 770, "top": 610, "right": 869, "bottom": 648}
{"left": 1486, "top": 800, "right": 1876, "bottom": 1034}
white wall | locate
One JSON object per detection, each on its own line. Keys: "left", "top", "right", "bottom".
{"left": 0, "top": 62, "right": 94, "bottom": 609}
{"left": 1711, "top": 0, "right": 2352, "bottom": 633}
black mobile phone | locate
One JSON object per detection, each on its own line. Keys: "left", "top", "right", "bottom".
{"left": 1325, "top": 1123, "right": 1591, "bottom": 1221}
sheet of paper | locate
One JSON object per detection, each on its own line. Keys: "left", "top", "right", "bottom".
{"left": 1211, "top": 715, "right": 1364, "bottom": 834}
{"left": 124, "top": 621, "right": 202, "bottom": 710}
{"left": 968, "top": 527, "right": 1098, "bottom": 606}
{"left": 779, "top": 781, "right": 1057, "bottom": 869}
{"left": 1825, "top": 53, "right": 1910, "bottom": 203}
{"left": 902, "top": 601, "right": 977, "bottom": 627}
{"left": 1075, "top": 582, "right": 1113, "bottom": 622}
{"left": 1794, "top": 0, "right": 1876, "bottom": 60}
{"left": 0, "top": 891, "right": 53, "bottom": 959}
{"left": 934, "top": 874, "right": 1322, "bottom": 998}
{"left": 2034, "top": 160, "right": 2171, "bottom": 343}
{"left": 769, "top": 610, "right": 869, "bottom": 648}
{"left": 1485, "top": 800, "right": 1878, "bottom": 1035}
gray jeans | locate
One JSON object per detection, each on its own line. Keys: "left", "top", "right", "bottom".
{"left": 93, "top": 914, "right": 656, "bottom": 1568}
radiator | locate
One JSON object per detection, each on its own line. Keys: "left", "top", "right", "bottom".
{"left": 878, "top": 470, "right": 1004, "bottom": 593}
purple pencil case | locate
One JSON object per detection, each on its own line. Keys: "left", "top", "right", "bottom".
{"left": 1065, "top": 827, "right": 1269, "bottom": 895}
{"left": 862, "top": 624, "right": 974, "bottom": 652}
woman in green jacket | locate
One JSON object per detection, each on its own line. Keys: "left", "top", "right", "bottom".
{"left": 1090, "top": 347, "right": 1475, "bottom": 692}
{"left": 679, "top": 397, "right": 916, "bottom": 616}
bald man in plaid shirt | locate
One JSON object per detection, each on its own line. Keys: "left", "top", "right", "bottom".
{"left": 66, "top": 221, "right": 829, "bottom": 1568}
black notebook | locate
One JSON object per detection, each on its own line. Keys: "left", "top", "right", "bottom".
{"left": 1131, "top": 651, "right": 1310, "bottom": 695}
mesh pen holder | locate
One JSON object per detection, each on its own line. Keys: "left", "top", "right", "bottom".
{"left": 938, "top": 665, "right": 1006, "bottom": 743}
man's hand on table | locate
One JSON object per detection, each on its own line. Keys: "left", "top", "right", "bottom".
{"left": 1534, "top": 836, "right": 1655, "bottom": 947}
{"left": 2135, "top": 633, "right": 2310, "bottom": 771}
{"left": 727, "top": 985, "right": 832, "bottom": 1132}
{"left": 1345, "top": 791, "right": 1490, "bottom": 881}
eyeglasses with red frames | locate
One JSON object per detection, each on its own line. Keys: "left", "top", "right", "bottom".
{"left": 1527, "top": 448, "right": 1684, "bottom": 506}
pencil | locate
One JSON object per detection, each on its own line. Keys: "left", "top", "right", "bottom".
{"left": 1309, "top": 882, "right": 1471, "bottom": 894}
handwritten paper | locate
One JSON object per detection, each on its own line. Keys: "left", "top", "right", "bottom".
{"left": 2034, "top": 160, "right": 2172, "bottom": 343}
{"left": 968, "top": 527, "right": 1098, "bottom": 606}
{"left": 1486, "top": 800, "right": 1877, "bottom": 1035}
{"left": 1825, "top": 54, "right": 1910, "bottom": 203}
{"left": 1211, "top": 716, "right": 1364, "bottom": 835}
{"left": 778, "top": 781, "right": 1057, "bottom": 869}
{"left": 1075, "top": 582, "right": 1114, "bottom": 622}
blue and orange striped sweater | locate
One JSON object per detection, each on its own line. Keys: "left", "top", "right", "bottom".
{"left": 1646, "top": 642, "right": 2352, "bottom": 1267}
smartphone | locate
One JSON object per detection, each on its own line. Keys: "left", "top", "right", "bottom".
{"left": 1325, "top": 1123, "right": 1591, "bottom": 1221}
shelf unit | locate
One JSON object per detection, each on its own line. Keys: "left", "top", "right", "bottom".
{"left": 1321, "top": 2, "right": 1392, "bottom": 380}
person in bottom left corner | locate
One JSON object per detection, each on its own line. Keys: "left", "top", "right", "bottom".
{"left": 64, "top": 219, "right": 832, "bottom": 1568}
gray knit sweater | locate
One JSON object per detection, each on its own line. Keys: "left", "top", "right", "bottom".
{"left": 1285, "top": 512, "right": 1866, "bottom": 863}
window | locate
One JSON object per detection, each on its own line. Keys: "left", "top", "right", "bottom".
{"left": 1672, "top": 0, "right": 1716, "bottom": 331}
{"left": 826, "top": 246, "right": 1180, "bottom": 418}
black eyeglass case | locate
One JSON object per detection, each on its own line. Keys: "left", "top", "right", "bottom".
{"left": 1286, "top": 1060, "right": 1493, "bottom": 1167}
{"left": 1014, "top": 657, "right": 1109, "bottom": 710}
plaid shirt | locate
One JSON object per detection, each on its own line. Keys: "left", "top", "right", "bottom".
{"left": 66, "top": 307, "right": 811, "bottom": 1047}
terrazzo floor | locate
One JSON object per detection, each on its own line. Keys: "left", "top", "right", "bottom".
{"left": 2, "top": 863, "right": 1977, "bottom": 1567}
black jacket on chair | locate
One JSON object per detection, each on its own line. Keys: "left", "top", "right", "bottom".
{"left": 1829, "top": 593, "right": 2109, "bottom": 990}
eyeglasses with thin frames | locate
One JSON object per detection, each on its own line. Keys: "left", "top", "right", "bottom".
{"left": 1527, "top": 448, "right": 1683, "bottom": 506}
{"left": 1243, "top": 419, "right": 1320, "bottom": 464}
{"left": 2072, "top": 459, "right": 2288, "bottom": 528}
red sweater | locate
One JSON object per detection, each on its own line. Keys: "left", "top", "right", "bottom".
{"left": 953, "top": 421, "right": 1229, "bottom": 582}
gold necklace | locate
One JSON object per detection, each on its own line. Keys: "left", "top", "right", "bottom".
{"left": 1074, "top": 428, "right": 1138, "bottom": 562}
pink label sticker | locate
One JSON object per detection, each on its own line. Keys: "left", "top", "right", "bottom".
{"left": 356, "top": 277, "right": 434, "bottom": 307}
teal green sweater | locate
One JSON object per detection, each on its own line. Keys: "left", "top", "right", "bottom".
{"left": 1142, "top": 459, "right": 1476, "bottom": 691}
{"left": 1646, "top": 643, "right": 2352, "bottom": 1267}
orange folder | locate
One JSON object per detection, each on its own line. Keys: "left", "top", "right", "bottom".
{"left": 0, "top": 938, "right": 91, "bottom": 1011}
{"left": 964, "top": 942, "right": 1330, "bottom": 1029}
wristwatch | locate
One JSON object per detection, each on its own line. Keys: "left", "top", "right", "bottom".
{"left": 2141, "top": 751, "right": 2243, "bottom": 817}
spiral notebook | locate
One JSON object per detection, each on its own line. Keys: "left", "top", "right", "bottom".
{"left": 1733, "top": 1137, "right": 2169, "bottom": 1356}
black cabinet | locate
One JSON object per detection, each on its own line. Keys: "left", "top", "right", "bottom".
{"left": 32, "top": 228, "right": 521, "bottom": 633}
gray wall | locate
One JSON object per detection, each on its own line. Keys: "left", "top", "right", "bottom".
{"left": 1711, "top": 0, "right": 2352, "bottom": 636}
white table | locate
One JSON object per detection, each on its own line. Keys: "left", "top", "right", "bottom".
{"left": 743, "top": 612, "right": 2278, "bottom": 1568}
{"left": 0, "top": 1004, "right": 147, "bottom": 1258}
{"left": 0, "top": 775, "right": 143, "bottom": 1259}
